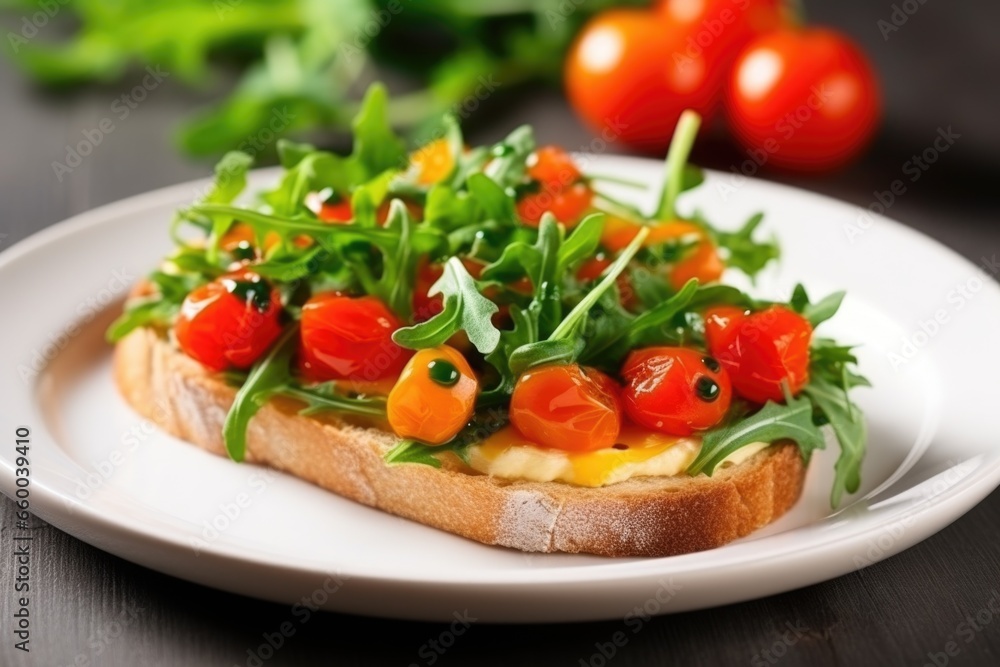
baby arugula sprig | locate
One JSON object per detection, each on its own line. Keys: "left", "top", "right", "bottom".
{"left": 107, "top": 83, "right": 867, "bottom": 508}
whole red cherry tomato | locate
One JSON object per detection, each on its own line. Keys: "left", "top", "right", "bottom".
{"left": 620, "top": 347, "right": 732, "bottom": 436}
{"left": 565, "top": 3, "right": 782, "bottom": 152}
{"left": 656, "top": 0, "right": 786, "bottom": 67}
{"left": 298, "top": 293, "right": 412, "bottom": 382}
{"left": 510, "top": 364, "right": 622, "bottom": 452}
{"left": 174, "top": 270, "right": 283, "bottom": 372}
{"left": 726, "top": 28, "right": 881, "bottom": 171}
{"left": 517, "top": 146, "right": 593, "bottom": 227}
{"left": 705, "top": 305, "right": 812, "bottom": 403}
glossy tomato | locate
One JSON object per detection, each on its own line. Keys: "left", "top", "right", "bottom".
{"left": 517, "top": 146, "right": 592, "bottom": 227}
{"left": 387, "top": 346, "right": 478, "bottom": 444}
{"left": 657, "top": 0, "right": 786, "bottom": 64}
{"left": 565, "top": 3, "right": 782, "bottom": 152}
{"left": 620, "top": 347, "right": 732, "bottom": 435}
{"left": 298, "top": 293, "right": 412, "bottom": 382}
{"left": 670, "top": 239, "right": 724, "bottom": 290}
{"left": 705, "top": 305, "right": 812, "bottom": 403}
{"left": 174, "top": 270, "right": 283, "bottom": 372}
{"left": 510, "top": 364, "right": 622, "bottom": 452}
{"left": 726, "top": 28, "right": 881, "bottom": 171}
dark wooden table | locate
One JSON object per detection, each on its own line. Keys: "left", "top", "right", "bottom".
{"left": 2, "top": 1, "right": 999, "bottom": 665}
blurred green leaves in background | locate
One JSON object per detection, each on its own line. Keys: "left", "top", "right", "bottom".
{"left": 1, "top": 0, "right": 641, "bottom": 157}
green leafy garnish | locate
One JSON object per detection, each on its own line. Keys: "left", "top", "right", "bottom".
{"left": 687, "top": 394, "right": 826, "bottom": 477}
{"left": 393, "top": 257, "right": 501, "bottom": 354}
{"left": 223, "top": 326, "right": 299, "bottom": 462}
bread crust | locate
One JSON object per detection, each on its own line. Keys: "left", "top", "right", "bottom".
{"left": 114, "top": 328, "right": 807, "bottom": 557}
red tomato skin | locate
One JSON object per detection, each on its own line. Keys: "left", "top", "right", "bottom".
{"left": 705, "top": 305, "right": 813, "bottom": 403}
{"left": 621, "top": 347, "right": 732, "bottom": 436}
{"left": 657, "top": 0, "right": 786, "bottom": 64}
{"left": 726, "top": 28, "right": 881, "bottom": 171}
{"left": 527, "top": 146, "right": 583, "bottom": 189}
{"left": 298, "top": 293, "right": 412, "bottom": 382}
{"left": 565, "top": 9, "right": 718, "bottom": 152}
{"left": 517, "top": 182, "right": 593, "bottom": 228}
{"left": 670, "top": 241, "right": 725, "bottom": 290}
{"left": 509, "top": 364, "right": 622, "bottom": 452}
{"left": 174, "top": 271, "right": 283, "bottom": 372}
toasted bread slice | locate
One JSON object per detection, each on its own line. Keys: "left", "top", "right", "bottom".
{"left": 114, "top": 328, "right": 807, "bottom": 557}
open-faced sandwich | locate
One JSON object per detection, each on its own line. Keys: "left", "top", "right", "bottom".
{"left": 109, "top": 84, "right": 868, "bottom": 557}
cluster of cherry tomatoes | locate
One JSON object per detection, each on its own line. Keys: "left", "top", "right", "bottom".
{"left": 171, "top": 141, "right": 811, "bottom": 452}
{"left": 565, "top": 0, "right": 881, "bottom": 171}
{"left": 507, "top": 304, "right": 812, "bottom": 452}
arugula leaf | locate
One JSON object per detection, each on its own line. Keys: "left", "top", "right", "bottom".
{"left": 222, "top": 325, "right": 298, "bottom": 462}
{"left": 350, "top": 83, "right": 407, "bottom": 176}
{"left": 467, "top": 173, "right": 517, "bottom": 226}
{"left": 687, "top": 394, "right": 826, "bottom": 476}
{"left": 204, "top": 151, "right": 253, "bottom": 205}
{"left": 556, "top": 213, "right": 605, "bottom": 276}
{"left": 483, "top": 125, "right": 535, "bottom": 190}
{"left": 105, "top": 299, "right": 178, "bottom": 343}
{"left": 392, "top": 257, "right": 501, "bottom": 354}
{"left": 282, "top": 384, "right": 386, "bottom": 418}
{"left": 712, "top": 213, "right": 780, "bottom": 278}
{"left": 479, "top": 306, "right": 537, "bottom": 407}
{"left": 579, "top": 278, "right": 698, "bottom": 366}
{"left": 385, "top": 440, "right": 445, "bottom": 468}
{"left": 803, "top": 375, "right": 867, "bottom": 508}
{"left": 789, "top": 284, "right": 847, "bottom": 328}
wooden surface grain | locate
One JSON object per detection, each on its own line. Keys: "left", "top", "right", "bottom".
{"left": 2, "top": 1, "right": 1000, "bottom": 664}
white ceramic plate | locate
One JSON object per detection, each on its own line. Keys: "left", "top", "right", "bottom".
{"left": 2, "top": 157, "right": 999, "bottom": 623}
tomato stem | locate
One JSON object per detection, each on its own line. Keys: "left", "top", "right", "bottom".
{"left": 655, "top": 110, "right": 702, "bottom": 221}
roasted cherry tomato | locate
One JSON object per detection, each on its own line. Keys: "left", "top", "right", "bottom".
{"left": 527, "top": 145, "right": 583, "bottom": 189}
{"left": 174, "top": 270, "right": 283, "bottom": 372}
{"left": 410, "top": 138, "right": 455, "bottom": 185}
{"left": 387, "top": 346, "right": 478, "bottom": 444}
{"left": 517, "top": 182, "right": 592, "bottom": 228}
{"left": 705, "top": 305, "right": 812, "bottom": 403}
{"left": 517, "top": 146, "right": 592, "bottom": 228}
{"left": 509, "top": 364, "right": 622, "bottom": 452}
{"left": 726, "top": 28, "right": 881, "bottom": 171}
{"left": 621, "top": 347, "right": 732, "bottom": 436}
{"left": 298, "top": 293, "right": 412, "bottom": 382}
{"left": 670, "top": 240, "right": 724, "bottom": 290}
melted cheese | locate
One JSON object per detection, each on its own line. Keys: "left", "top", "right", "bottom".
{"left": 467, "top": 425, "right": 769, "bottom": 487}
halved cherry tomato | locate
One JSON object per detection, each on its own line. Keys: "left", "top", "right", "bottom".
{"left": 670, "top": 240, "right": 724, "bottom": 290}
{"left": 305, "top": 191, "right": 354, "bottom": 223}
{"left": 387, "top": 346, "right": 478, "bottom": 444}
{"left": 410, "top": 138, "right": 455, "bottom": 186}
{"left": 509, "top": 364, "right": 622, "bottom": 452}
{"left": 705, "top": 305, "right": 812, "bottom": 403}
{"left": 726, "top": 28, "right": 881, "bottom": 171}
{"left": 174, "top": 270, "right": 283, "bottom": 372}
{"left": 298, "top": 293, "right": 412, "bottom": 382}
{"left": 621, "top": 347, "right": 732, "bottom": 436}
